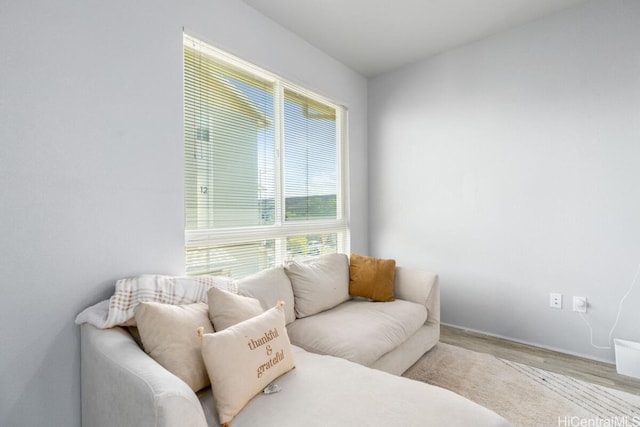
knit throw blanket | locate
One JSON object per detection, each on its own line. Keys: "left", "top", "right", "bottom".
{"left": 75, "top": 274, "right": 236, "bottom": 328}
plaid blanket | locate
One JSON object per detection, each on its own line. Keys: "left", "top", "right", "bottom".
{"left": 75, "top": 274, "right": 236, "bottom": 328}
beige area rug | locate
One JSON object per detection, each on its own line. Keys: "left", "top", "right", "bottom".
{"left": 403, "top": 343, "right": 640, "bottom": 427}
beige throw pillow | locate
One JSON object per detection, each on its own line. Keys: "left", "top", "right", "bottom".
{"left": 207, "top": 286, "right": 264, "bottom": 331}
{"left": 284, "top": 253, "right": 350, "bottom": 318}
{"left": 134, "top": 301, "right": 213, "bottom": 392}
{"left": 200, "top": 302, "right": 295, "bottom": 427}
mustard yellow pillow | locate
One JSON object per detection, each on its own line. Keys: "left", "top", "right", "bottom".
{"left": 349, "top": 254, "right": 396, "bottom": 302}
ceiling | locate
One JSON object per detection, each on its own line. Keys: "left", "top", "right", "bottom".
{"left": 242, "top": 0, "right": 590, "bottom": 77}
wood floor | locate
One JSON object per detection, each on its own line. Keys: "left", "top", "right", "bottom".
{"left": 440, "top": 324, "right": 640, "bottom": 395}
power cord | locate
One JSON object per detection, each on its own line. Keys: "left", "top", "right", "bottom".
{"left": 578, "top": 263, "right": 640, "bottom": 350}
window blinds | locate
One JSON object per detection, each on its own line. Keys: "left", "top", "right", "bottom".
{"left": 183, "top": 34, "right": 349, "bottom": 278}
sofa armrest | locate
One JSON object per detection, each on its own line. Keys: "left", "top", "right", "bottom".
{"left": 80, "top": 324, "right": 207, "bottom": 427}
{"left": 394, "top": 267, "right": 440, "bottom": 325}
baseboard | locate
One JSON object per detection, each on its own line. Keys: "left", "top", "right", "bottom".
{"left": 441, "top": 322, "right": 615, "bottom": 365}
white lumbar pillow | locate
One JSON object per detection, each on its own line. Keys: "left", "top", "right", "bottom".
{"left": 199, "top": 302, "right": 295, "bottom": 427}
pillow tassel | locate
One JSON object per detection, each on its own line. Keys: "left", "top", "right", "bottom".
{"left": 197, "top": 326, "right": 205, "bottom": 338}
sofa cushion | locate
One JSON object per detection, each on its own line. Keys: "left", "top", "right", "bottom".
{"left": 207, "top": 286, "right": 264, "bottom": 331}
{"left": 286, "top": 299, "right": 427, "bottom": 367}
{"left": 284, "top": 253, "right": 350, "bottom": 318}
{"left": 236, "top": 267, "right": 295, "bottom": 325}
{"left": 196, "top": 345, "right": 510, "bottom": 427}
{"left": 134, "top": 301, "right": 213, "bottom": 392}
{"left": 349, "top": 254, "right": 396, "bottom": 302}
{"left": 200, "top": 302, "right": 295, "bottom": 426}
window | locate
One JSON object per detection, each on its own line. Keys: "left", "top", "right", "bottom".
{"left": 183, "top": 34, "right": 349, "bottom": 278}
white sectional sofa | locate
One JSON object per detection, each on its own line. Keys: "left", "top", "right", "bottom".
{"left": 78, "top": 254, "right": 511, "bottom": 427}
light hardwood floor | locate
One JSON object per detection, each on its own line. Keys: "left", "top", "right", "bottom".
{"left": 440, "top": 324, "right": 640, "bottom": 395}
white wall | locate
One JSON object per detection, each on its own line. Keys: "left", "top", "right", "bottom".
{"left": 0, "top": 1, "right": 368, "bottom": 426}
{"left": 369, "top": 0, "right": 640, "bottom": 363}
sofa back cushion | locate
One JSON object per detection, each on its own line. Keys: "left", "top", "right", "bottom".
{"left": 284, "top": 253, "right": 350, "bottom": 318}
{"left": 236, "top": 267, "right": 296, "bottom": 325}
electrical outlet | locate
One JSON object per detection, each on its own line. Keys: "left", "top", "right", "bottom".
{"left": 550, "top": 293, "right": 562, "bottom": 309}
{"left": 573, "top": 296, "right": 587, "bottom": 313}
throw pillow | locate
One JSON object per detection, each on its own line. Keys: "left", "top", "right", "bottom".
{"left": 236, "top": 266, "right": 296, "bottom": 325}
{"left": 349, "top": 254, "right": 396, "bottom": 302}
{"left": 199, "top": 302, "right": 295, "bottom": 427}
{"left": 207, "top": 286, "right": 264, "bottom": 331}
{"left": 134, "top": 301, "right": 213, "bottom": 392}
{"left": 284, "top": 253, "right": 350, "bottom": 318}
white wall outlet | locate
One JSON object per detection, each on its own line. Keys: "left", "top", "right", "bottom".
{"left": 573, "top": 296, "right": 587, "bottom": 313}
{"left": 550, "top": 293, "right": 562, "bottom": 309}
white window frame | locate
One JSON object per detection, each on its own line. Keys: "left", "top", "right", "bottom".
{"left": 183, "top": 34, "right": 350, "bottom": 277}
